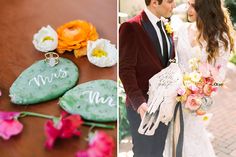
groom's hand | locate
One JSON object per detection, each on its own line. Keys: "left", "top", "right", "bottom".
{"left": 137, "top": 102, "right": 148, "bottom": 119}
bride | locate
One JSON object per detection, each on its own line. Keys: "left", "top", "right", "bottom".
{"left": 164, "top": 0, "right": 235, "bottom": 156}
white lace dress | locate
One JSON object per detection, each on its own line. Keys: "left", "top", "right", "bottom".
{"left": 164, "top": 22, "right": 230, "bottom": 157}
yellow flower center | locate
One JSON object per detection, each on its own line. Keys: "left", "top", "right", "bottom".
{"left": 42, "top": 36, "right": 54, "bottom": 42}
{"left": 203, "top": 116, "right": 209, "bottom": 121}
{"left": 92, "top": 49, "right": 108, "bottom": 58}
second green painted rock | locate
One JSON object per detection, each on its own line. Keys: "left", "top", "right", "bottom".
{"left": 59, "top": 80, "right": 117, "bottom": 122}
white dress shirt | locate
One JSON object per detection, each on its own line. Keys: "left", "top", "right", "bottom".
{"left": 144, "top": 7, "right": 170, "bottom": 57}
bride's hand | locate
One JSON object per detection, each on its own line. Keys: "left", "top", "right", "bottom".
{"left": 159, "top": 97, "right": 177, "bottom": 125}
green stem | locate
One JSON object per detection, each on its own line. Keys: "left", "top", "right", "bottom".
{"left": 19, "top": 112, "right": 115, "bottom": 129}
{"left": 20, "top": 111, "right": 55, "bottom": 120}
{"left": 83, "top": 122, "right": 115, "bottom": 129}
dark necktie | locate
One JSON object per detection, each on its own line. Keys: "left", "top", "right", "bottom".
{"left": 156, "top": 21, "right": 168, "bottom": 65}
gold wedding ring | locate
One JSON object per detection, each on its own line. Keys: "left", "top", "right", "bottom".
{"left": 44, "top": 52, "right": 59, "bottom": 67}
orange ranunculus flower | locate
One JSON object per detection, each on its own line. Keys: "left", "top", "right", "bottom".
{"left": 57, "top": 20, "right": 99, "bottom": 58}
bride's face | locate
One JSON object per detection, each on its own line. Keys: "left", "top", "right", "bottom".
{"left": 187, "top": 0, "right": 197, "bottom": 22}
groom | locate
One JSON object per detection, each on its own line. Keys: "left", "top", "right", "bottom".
{"left": 119, "top": 0, "right": 176, "bottom": 156}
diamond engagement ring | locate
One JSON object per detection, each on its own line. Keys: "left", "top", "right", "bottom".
{"left": 44, "top": 52, "right": 59, "bottom": 67}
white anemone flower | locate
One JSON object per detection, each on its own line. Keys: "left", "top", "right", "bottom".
{"left": 87, "top": 39, "right": 117, "bottom": 67}
{"left": 33, "top": 25, "right": 58, "bottom": 52}
{"left": 189, "top": 71, "right": 201, "bottom": 82}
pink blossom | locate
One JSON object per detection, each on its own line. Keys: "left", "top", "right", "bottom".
{"left": 199, "top": 63, "right": 211, "bottom": 77}
{"left": 210, "top": 66, "right": 219, "bottom": 78}
{"left": 177, "top": 87, "right": 186, "bottom": 96}
{"left": 188, "top": 84, "right": 199, "bottom": 93}
{"left": 203, "top": 84, "right": 217, "bottom": 96}
{"left": 203, "top": 77, "right": 214, "bottom": 85}
{"left": 76, "top": 131, "right": 115, "bottom": 157}
{"left": 212, "top": 65, "right": 225, "bottom": 83}
{"left": 44, "top": 112, "right": 83, "bottom": 149}
{"left": 185, "top": 94, "right": 202, "bottom": 111}
{"left": 0, "top": 112, "right": 20, "bottom": 120}
{"left": 0, "top": 111, "right": 23, "bottom": 140}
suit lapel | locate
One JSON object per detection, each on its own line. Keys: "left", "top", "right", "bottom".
{"left": 140, "top": 11, "right": 165, "bottom": 67}
{"left": 167, "top": 36, "right": 173, "bottom": 58}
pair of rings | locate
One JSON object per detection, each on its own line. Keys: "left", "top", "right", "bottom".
{"left": 44, "top": 52, "right": 59, "bottom": 67}
{"left": 169, "top": 58, "right": 176, "bottom": 63}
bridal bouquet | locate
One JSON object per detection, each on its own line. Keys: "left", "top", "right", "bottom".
{"left": 176, "top": 58, "right": 224, "bottom": 115}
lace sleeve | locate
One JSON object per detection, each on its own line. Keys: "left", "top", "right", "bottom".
{"left": 214, "top": 34, "right": 231, "bottom": 82}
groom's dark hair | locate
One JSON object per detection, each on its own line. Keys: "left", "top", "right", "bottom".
{"left": 145, "top": 0, "right": 163, "bottom": 6}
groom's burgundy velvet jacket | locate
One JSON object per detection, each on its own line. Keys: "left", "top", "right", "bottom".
{"left": 119, "top": 11, "right": 175, "bottom": 110}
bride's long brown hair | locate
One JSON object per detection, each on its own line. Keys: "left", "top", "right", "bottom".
{"left": 194, "top": 0, "right": 235, "bottom": 63}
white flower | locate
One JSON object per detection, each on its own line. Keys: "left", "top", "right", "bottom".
{"left": 32, "top": 25, "right": 58, "bottom": 52}
{"left": 184, "top": 80, "right": 195, "bottom": 89}
{"left": 87, "top": 39, "right": 117, "bottom": 67}
{"left": 189, "top": 71, "right": 201, "bottom": 82}
{"left": 188, "top": 58, "right": 200, "bottom": 70}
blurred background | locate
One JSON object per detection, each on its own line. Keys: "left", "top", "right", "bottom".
{"left": 119, "top": 0, "right": 236, "bottom": 157}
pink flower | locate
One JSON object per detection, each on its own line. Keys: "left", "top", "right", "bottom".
{"left": 76, "top": 131, "right": 115, "bottom": 157}
{"left": 196, "top": 82, "right": 204, "bottom": 94}
{"left": 199, "top": 63, "right": 211, "bottom": 77}
{"left": 177, "top": 87, "right": 186, "bottom": 96}
{"left": 185, "top": 94, "right": 202, "bottom": 111}
{"left": 212, "top": 65, "right": 225, "bottom": 83}
{"left": 188, "top": 84, "right": 199, "bottom": 93}
{"left": 0, "top": 111, "right": 23, "bottom": 140}
{"left": 44, "top": 112, "right": 83, "bottom": 149}
{"left": 203, "top": 77, "right": 214, "bottom": 85}
{"left": 203, "top": 84, "right": 217, "bottom": 96}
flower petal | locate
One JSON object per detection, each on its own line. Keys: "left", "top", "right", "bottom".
{"left": 0, "top": 119, "right": 23, "bottom": 140}
{"left": 0, "top": 112, "right": 21, "bottom": 120}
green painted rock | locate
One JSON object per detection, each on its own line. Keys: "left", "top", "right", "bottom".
{"left": 59, "top": 80, "right": 117, "bottom": 122}
{"left": 10, "top": 58, "right": 79, "bottom": 105}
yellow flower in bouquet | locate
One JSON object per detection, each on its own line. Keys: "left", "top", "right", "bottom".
{"left": 188, "top": 57, "right": 200, "bottom": 70}
{"left": 57, "top": 20, "right": 99, "bottom": 58}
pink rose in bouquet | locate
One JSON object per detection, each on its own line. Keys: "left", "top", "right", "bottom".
{"left": 185, "top": 94, "right": 201, "bottom": 111}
